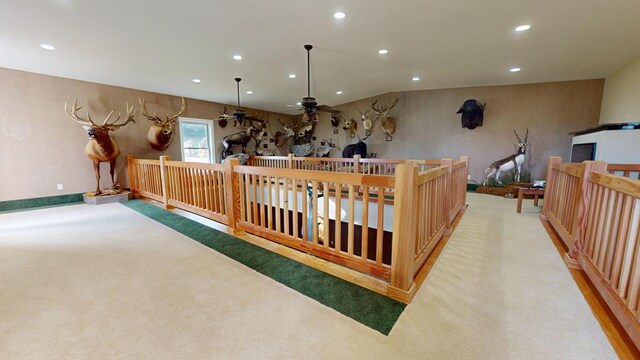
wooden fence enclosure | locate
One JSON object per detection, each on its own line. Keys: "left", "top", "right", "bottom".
{"left": 127, "top": 154, "right": 469, "bottom": 303}
{"left": 542, "top": 157, "right": 640, "bottom": 350}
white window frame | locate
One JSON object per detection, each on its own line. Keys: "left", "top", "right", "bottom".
{"left": 178, "top": 117, "right": 215, "bottom": 163}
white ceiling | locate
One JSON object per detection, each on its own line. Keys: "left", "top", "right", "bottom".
{"left": 2, "top": 0, "right": 640, "bottom": 114}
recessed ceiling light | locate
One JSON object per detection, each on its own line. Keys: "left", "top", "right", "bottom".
{"left": 378, "top": 49, "right": 388, "bottom": 55}
{"left": 192, "top": 78, "right": 201, "bottom": 83}
{"left": 233, "top": 54, "right": 242, "bottom": 60}
{"left": 336, "top": 91, "right": 343, "bottom": 95}
{"left": 296, "top": 102, "right": 302, "bottom": 106}
{"left": 40, "top": 44, "right": 55, "bottom": 50}
{"left": 515, "top": 25, "right": 531, "bottom": 32}
{"left": 246, "top": 90, "right": 253, "bottom": 95}
{"left": 288, "top": 74, "right": 296, "bottom": 79}
{"left": 412, "top": 76, "right": 420, "bottom": 81}
{"left": 510, "top": 67, "right": 521, "bottom": 72}
{"left": 333, "top": 12, "right": 346, "bottom": 19}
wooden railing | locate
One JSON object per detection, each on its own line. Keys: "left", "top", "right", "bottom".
{"left": 542, "top": 156, "right": 640, "bottom": 350}
{"left": 163, "top": 158, "right": 228, "bottom": 224}
{"left": 127, "top": 154, "right": 469, "bottom": 303}
{"left": 608, "top": 163, "right": 640, "bottom": 180}
{"left": 248, "top": 154, "right": 446, "bottom": 175}
{"left": 234, "top": 166, "right": 395, "bottom": 280}
{"left": 128, "top": 155, "right": 231, "bottom": 225}
{"left": 127, "top": 158, "right": 163, "bottom": 202}
{"left": 412, "top": 165, "right": 450, "bottom": 274}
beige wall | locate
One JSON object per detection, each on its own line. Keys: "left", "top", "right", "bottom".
{"left": 312, "top": 80, "right": 604, "bottom": 183}
{"left": 600, "top": 55, "right": 640, "bottom": 124}
{"left": 0, "top": 68, "right": 288, "bottom": 201}
{"left": 0, "top": 67, "right": 604, "bottom": 201}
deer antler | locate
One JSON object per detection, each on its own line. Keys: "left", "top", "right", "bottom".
{"left": 139, "top": 97, "right": 161, "bottom": 122}
{"left": 167, "top": 98, "right": 186, "bottom": 123}
{"left": 105, "top": 102, "right": 136, "bottom": 129}
{"left": 64, "top": 98, "right": 97, "bottom": 126}
{"left": 524, "top": 128, "right": 529, "bottom": 144}
{"left": 139, "top": 97, "right": 185, "bottom": 124}
{"left": 371, "top": 97, "right": 399, "bottom": 117}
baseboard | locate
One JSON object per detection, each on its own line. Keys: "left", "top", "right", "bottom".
{"left": 0, "top": 193, "right": 84, "bottom": 213}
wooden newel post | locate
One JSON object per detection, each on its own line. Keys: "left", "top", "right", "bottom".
{"left": 568, "top": 160, "right": 607, "bottom": 260}
{"left": 353, "top": 154, "right": 361, "bottom": 174}
{"left": 288, "top": 153, "right": 295, "bottom": 169}
{"left": 224, "top": 158, "right": 241, "bottom": 233}
{"left": 541, "top": 156, "right": 562, "bottom": 220}
{"left": 159, "top": 156, "right": 172, "bottom": 209}
{"left": 390, "top": 162, "right": 418, "bottom": 292}
{"left": 126, "top": 154, "right": 137, "bottom": 197}
{"left": 460, "top": 155, "right": 469, "bottom": 213}
{"left": 441, "top": 158, "right": 454, "bottom": 232}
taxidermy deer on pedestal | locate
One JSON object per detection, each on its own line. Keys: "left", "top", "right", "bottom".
{"left": 483, "top": 129, "right": 529, "bottom": 185}
{"left": 139, "top": 97, "right": 185, "bottom": 151}
{"left": 65, "top": 98, "right": 136, "bottom": 195}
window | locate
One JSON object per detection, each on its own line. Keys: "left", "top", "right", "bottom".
{"left": 178, "top": 117, "right": 214, "bottom": 163}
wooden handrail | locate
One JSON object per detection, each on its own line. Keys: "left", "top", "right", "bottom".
{"left": 127, "top": 154, "right": 469, "bottom": 303}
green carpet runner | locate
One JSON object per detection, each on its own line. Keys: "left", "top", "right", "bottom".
{"left": 123, "top": 200, "right": 405, "bottom": 335}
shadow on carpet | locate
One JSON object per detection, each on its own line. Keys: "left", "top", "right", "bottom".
{"left": 123, "top": 200, "right": 406, "bottom": 335}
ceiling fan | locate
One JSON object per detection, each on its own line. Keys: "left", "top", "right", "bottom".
{"left": 217, "top": 77, "right": 264, "bottom": 127}
{"left": 298, "top": 44, "right": 339, "bottom": 122}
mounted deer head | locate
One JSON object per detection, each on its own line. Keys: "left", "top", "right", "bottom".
{"left": 371, "top": 96, "right": 399, "bottom": 136}
{"left": 64, "top": 98, "right": 136, "bottom": 194}
{"left": 343, "top": 117, "right": 357, "bottom": 136}
{"left": 358, "top": 109, "right": 373, "bottom": 132}
{"left": 139, "top": 97, "right": 185, "bottom": 151}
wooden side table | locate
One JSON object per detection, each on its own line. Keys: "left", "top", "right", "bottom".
{"left": 516, "top": 187, "right": 545, "bottom": 213}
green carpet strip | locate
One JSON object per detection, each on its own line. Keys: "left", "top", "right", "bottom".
{"left": 123, "top": 200, "right": 406, "bottom": 335}
{"left": 0, "top": 193, "right": 83, "bottom": 213}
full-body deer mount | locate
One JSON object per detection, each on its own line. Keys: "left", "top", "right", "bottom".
{"left": 139, "top": 97, "right": 185, "bottom": 151}
{"left": 65, "top": 98, "right": 136, "bottom": 194}
{"left": 371, "top": 96, "right": 399, "bottom": 139}
{"left": 483, "top": 129, "right": 530, "bottom": 185}
{"left": 221, "top": 120, "right": 266, "bottom": 159}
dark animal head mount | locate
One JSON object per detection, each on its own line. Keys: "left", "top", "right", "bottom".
{"left": 341, "top": 135, "right": 369, "bottom": 159}
{"left": 457, "top": 99, "right": 486, "bottom": 129}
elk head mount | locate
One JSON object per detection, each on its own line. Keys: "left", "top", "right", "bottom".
{"left": 139, "top": 97, "right": 185, "bottom": 151}
{"left": 64, "top": 98, "right": 136, "bottom": 195}
{"left": 482, "top": 129, "right": 530, "bottom": 185}
{"left": 371, "top": 96, "right": 399, "bottom": 141}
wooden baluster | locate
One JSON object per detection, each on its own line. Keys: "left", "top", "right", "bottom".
{"left": 293, "top": 178, "right": 299, "bottom": 239}
{"left": 348, "top": 184, "right": 355, "bottom": 256}
{"left": 362, "top": 186, "right": 369, "bottom": 260}
{"left": 335, "top": 183, "right": 342, "bottom": 251}
{"left": 323, "top": 181, "right": 330, "bottom": 248}
{"left": 542, "top": 156, "right": 562, "bottom": 220}
{"left": 275, "top": 177, "right": 281, "bottom": 234}
{"left": 283, "top": 178, "right": 290, "bottom": 237}
{"left": 569, "top": 161, "right": 607, "bottom": 262}
{"left": 376, "top": 187, "right": 384, "bottom": 265}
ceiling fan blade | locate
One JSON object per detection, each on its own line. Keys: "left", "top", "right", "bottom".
{"left": 317, "top": 105, "right": 340, "bottom": 114}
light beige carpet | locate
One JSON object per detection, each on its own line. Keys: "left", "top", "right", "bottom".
{"left": 0, "top": 193, "right": 616, "bottom": 359}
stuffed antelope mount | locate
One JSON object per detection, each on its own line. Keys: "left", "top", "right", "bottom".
{"left": 65, "top": 98, "right": 136, "bottom": 195}
{"left": 482, "top": 129, "right": 530, "bottom": 185}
